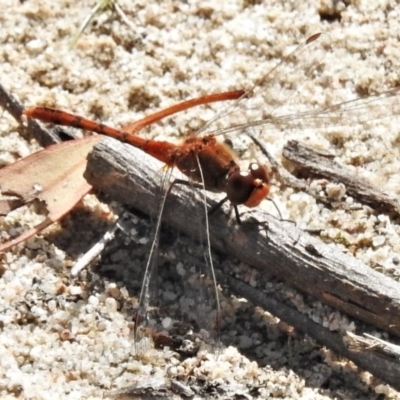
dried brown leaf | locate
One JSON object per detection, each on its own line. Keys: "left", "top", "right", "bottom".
{"left": 0, "top": 136, "right": 101, "bottom": 251}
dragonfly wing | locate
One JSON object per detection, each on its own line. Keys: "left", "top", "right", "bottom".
{"left": 218, "top": 85, "right": 400, "bottom": 134}
{"left": 180, "top": 153, "right": 222, "bottom": 352}
{"left": 135, "top": 161, "right": 222, "bottom": 355}
{"left": 134, "top": 167, "right": 174, "bottom": 355}
{"left": 197, "top": 32, "right": 331, "bottom": 135}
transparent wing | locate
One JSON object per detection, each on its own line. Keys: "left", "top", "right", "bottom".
{"left": 197, "top": 32, "right": 331, "bottom": 136}
{"left": 183, "top": 154, "right": 221, "bottom": 352}
{"left": 134, "top": 167, "right": 174, "bottom": 355}
{"left": 194, "top": 31, "right": 399, "bottom": 142}
{"left": 135, "top": 164, "right": 221, "bottom": 355}
{"left": 208, "top": 86, "right": 400, "bottom": 137}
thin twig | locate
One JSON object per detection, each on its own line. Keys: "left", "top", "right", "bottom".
{"left": 0, "top": 83, "right": 60, "bottom": 146}
{"left": 282, "top": 139, "right": 400, "bottom": 215}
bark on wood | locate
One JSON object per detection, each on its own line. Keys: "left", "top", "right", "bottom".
{"left": 85, "top": 137, "right": 400, "bottom": 389}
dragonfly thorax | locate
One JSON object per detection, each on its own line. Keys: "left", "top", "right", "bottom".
{"left": 175, "top": 136, "right": 238, "bottom": 193}
{"left": 174, "top": 136, "right": 271, "bottom": 207}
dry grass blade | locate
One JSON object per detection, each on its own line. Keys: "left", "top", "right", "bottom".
{"left": 69, "top": 0, "right": 135, "bottom": 49}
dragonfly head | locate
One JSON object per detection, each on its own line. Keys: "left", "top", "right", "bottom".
{"left": 226, "top": 163, "right": 272, "bottom": 208}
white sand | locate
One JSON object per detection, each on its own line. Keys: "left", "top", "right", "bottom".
{"left": 1, "top": 0, "right": 400, "bottom": 399}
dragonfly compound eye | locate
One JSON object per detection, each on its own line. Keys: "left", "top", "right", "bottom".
{"left": 226, "top": 164, "right": 270, "bottom": 207}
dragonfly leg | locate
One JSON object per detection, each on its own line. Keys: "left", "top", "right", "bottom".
{"left": 208, "top": 196, "right": 229, "bottom": 217}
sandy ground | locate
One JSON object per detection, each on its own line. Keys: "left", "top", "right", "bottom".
{"left": 1, "top": 0, "right": 400, "bottom": 399}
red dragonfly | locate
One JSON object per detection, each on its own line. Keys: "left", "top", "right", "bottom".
{"left": 24, "top": 32, "right": 400, "bottom": 354}
{"left": 24, "top": 89, "right": 262, "bottom": 354}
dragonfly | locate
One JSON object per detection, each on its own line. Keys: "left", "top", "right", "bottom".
{"left": 23, "top": 89, "right": 266, "bottom": 355}
{"left": 23, "top": 32, "right": 400, "bottom": 355}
